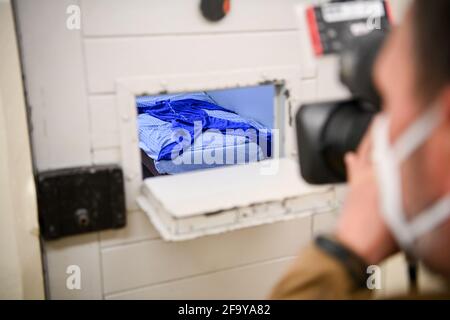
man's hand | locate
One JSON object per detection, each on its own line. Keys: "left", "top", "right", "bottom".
{"left": 335, "top": 123, "right": 398, "bottom": 265}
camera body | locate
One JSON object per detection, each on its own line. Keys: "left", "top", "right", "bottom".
{"left": 296, "top": 31, "right": 387, "bottom": 184}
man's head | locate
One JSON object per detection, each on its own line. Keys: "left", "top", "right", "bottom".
{"left": 374, "top": 0, "right": 450, "bottom": 277}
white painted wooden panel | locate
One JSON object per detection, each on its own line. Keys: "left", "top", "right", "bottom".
{"left": 92, "top": 148, "right": 121, "bottom": 165}
{"left": 91, "top": 133, "right": 120, "bottom": 150}
{"left": 84, "top": 31, "right": 303, "bottom": 93}
{"left": 105, "top": 257, "right": 294, "bottom": 299}
{"left": 142, "top": 158, "right": 329, "bottom": 218}
{"left": 44, "top": 233, "right": 103, "bottom": 299}
{"left": 80, "top": 0, "right": 305, "bottom": 37}
{"left": 288, "top": 79, "right": 317, "bottom": 158}
{"left": 316, "top": 55, "right": 350, "bottom": 101}
{"left": 100, "top": 210, "right": 160, "bottom": 248}
{"left": 101, "top": 216, "right": 311, "bottom": 294}
{"left": 312, "top": 210, "right": 339, "bottom": 236}
{"left": 335, "top": 185, "right": 348, "bottom": 207}
{"left": 14, "top": 0, "right": 92, "bottom": 170}
{"left": 89, "top": 95, "right": 120, "bottom": 149}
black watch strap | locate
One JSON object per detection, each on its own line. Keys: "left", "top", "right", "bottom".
{"left": 315, "top": 235, "right": 369, "bottom": 289}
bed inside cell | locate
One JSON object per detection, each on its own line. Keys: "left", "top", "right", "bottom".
{"left": 136, "top": 85, "right": 275, "bottom": 178}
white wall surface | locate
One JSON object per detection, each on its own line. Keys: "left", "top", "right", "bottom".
{"left": 0, "top": 0, "right": 44, "bottom": 300}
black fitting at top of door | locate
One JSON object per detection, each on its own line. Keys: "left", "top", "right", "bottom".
{"left": 200, "top": 0, "right": 230, "bottom": 22}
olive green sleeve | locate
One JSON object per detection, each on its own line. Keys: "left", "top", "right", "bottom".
{"left": 269, "top": 243, "right": 372, "bottom": 300}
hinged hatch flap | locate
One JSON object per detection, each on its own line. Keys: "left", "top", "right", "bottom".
{"left": 138, "top": 158, "right": 336, "bottom": 241}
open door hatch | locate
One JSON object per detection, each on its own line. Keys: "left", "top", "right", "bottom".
{"left": 137, "top": 158, "right": 336, "bottom": 241}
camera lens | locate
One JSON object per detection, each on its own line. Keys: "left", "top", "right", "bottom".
{"left": 296, "top": 100, "right": 376, "bottom": 184}
{"left": 322, "top": 102, "right": 376, "bottom": 180}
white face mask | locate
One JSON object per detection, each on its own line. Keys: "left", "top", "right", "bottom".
{"left": 372, "top": 107, "right": 450, "bottom": 254}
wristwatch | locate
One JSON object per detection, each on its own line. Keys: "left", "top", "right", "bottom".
{"left": 315, "top": 235, "right": 370, "bottom": 289}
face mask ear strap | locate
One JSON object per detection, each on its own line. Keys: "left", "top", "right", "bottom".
{"left": 372, "top": 117, "right": 415, "bottom": 250}
{"left": 407, "top": 196, "right": 450, "bottom": 240}
{"left": 393, "top": 107, "right": 442, "bottom": 162}
{"left": 373, "top": 107, "right": 447, "bottom": 253}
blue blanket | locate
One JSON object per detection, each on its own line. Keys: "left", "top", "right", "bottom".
{"left": 137, "top": 95, "right": 271, "bottom": 161}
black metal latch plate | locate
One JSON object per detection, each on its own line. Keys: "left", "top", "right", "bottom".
{"left": 36, "top": 165, "right": 126, "bottom": 240}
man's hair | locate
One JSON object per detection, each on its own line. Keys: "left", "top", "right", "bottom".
{"left": 411, "top": 0, "right": 450, "bottom": 103}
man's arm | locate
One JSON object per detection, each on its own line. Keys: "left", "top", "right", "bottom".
{"left": 271, "top": 125, "right": 397, "bottom": 300}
